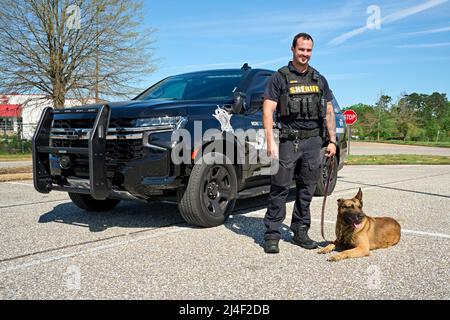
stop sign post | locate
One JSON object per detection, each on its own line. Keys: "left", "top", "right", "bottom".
{"left": 343, "top": 110, "right": 358, "bottom": 155}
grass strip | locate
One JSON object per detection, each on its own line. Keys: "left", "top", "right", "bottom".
{"left": 359, "top": 140, "right": 450, "bottom": 148}
{"left": 345, "top": 154, "right": 450, "bottom": 165}
{"left": 0, "top": 153, "right": 32, "bottom": 161}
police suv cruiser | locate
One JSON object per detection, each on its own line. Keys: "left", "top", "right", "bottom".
{"left": 33, "top": 64, "right": 347, "bottom": 227}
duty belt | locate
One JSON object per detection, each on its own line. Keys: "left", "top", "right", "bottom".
{"left": 279, "top": 128, "right": 321, "bottom": 140}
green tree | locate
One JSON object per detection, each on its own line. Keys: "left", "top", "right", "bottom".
{"left": 392, "top": 94, "right": 420, "bottom": 141}
{"left": 345, "top": 103, "right": 377, "bottom": 139}
{"left": 402, "top": 92, "right": 448, "bottom": 141}
{"left": 374, "top": 94, "right": 392, "bottom": 141}
{"left": 425, "top": 93, "right": 448, "bottom": 141}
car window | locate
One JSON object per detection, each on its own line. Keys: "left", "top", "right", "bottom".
{"left": 332, "top": 96, "right": 342, "bottom": 114}
{"left": 248, "top": 73, "right": 272, "bottom": 94}
{"left": 147, "top": 81, "right": 186, "bottom": 99}
{"left": 138, "top": 71, "right": 244, "bottom": 101}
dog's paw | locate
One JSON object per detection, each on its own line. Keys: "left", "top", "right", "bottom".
{"left": 327, "top": 254, "right": 341, "bottom": 262}
{"left": 318, "top": 247, "right": 331, "bottom": 254}
{"left": 318, "top": 244, "right": 335, "bottom": 254}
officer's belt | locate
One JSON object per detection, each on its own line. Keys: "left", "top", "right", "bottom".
{"left": 279, "top": 128, "right": 321, "bottom": 140}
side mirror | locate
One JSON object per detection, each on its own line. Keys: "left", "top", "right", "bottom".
{"left": 232, "top": 92, "right": 246, "bottom": 114}
{"left": 247, "top": 93, "right": 264, "bottom": 114}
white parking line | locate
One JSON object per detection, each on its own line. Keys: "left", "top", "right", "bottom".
{"left": 1, "top": 214, "right": 448, "bottom": 275}
{"left": 241, "top": 212, "right": 450, "bottom": 240}
{"left": 0, "top": 225, "right": 188, "bottom": 274}
{"left": 311, "top": 218, "right": 450, "bottom": 239}
{"left": 3, "top": 181, "right": 34, "bottom": 187}
{"left": 398, "top": 229, "right": 450, "bottom": 239}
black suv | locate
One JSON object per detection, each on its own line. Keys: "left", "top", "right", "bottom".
{"left": 33, "top": 65, "right": 347, "bottom": 227}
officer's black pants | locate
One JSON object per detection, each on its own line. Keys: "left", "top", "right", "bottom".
{"left": 264, "top": 135, "right": 322, "bottom": 240}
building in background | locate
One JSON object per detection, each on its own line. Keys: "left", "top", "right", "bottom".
{"left": 0, "top": 95, "right": 22, "bottom": 136}
{"left": 0, "top": 94, "right": 95, "bottom": 139}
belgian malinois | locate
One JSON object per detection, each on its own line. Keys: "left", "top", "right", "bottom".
{"left": 318, "top": 188, "right": 401, "bottom": 261}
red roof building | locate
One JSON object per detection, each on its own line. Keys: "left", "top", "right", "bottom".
{"left": 0, "top": 104, "right": 22, "bottom": 117}
{"left": 0, "top": 95, "right": 22, "bottom": 117}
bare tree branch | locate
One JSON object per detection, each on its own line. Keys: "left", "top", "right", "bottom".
{"left": 0, "top": 0, "right": 158, "bottom": 108}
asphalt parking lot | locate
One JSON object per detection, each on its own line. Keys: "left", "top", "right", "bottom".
{"left": 0, "top": 165, "right": 449, "bottom": 300}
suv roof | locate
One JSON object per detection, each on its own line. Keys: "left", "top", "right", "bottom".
{"left": 171, "top": 65, "right": 274, "bottom": 77}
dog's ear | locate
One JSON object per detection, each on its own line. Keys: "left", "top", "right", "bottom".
{"left": 337, "top": 198, "right": 344, "bottom": 207}
{"left": 355, "top": 188, "right": 363, "bottom": 207}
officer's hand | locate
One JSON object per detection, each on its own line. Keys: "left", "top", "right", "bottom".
{"left": 326, "top": 143, "right": 336, "bottom": 157}
{"left": 267, "top": 140, "right": 279, "bottom": 159}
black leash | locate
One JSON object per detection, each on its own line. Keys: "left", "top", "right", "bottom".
{"left": 321, "top": 155, "right": 335, "bottom": 242}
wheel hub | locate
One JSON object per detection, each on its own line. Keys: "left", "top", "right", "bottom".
{"left": 207, "top": 181, "right": 219, "bottom": 199}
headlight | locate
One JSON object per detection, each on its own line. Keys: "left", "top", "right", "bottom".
{"left": 135, "top": 116, "right": 186, "bottom": 128}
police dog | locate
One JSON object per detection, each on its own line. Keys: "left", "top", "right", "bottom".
{"left": 318, "top": 188, "right": 401, "bottom": 262}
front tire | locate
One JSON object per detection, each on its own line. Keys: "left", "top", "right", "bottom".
{"left": 177, "top": 153, "right": 237, "bottom": 227}
{"left": 314, "top": 147, "right": 338, "bottom": 196}
{"left": 68, "top": 193, "right": 120, "bottom": 211}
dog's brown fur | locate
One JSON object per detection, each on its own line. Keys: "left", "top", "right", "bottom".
{"left": 318, "top": 188, "right": 401, "bottom": 261}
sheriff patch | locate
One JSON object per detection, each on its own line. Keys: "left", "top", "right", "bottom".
{"left": 289, "top": 85, "right": 320, "bottom": 94}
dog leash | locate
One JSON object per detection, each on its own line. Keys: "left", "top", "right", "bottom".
{"left": 320, "top": 155, "right": 335, "bottom": 242}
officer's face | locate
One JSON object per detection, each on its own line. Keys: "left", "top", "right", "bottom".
{"left": 291, "top": 38, "right": 313, "bottom": 66}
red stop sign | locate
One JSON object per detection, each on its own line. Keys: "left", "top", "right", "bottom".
{"left": 343, "top": 109, "right": 358, "bottom": 125}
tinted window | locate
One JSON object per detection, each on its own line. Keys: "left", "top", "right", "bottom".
{"left": 248, "top": 73, "right": 272, "bottom": 93}
{"left": 137, "top": 71, "right": 244, "bottom": 101}
{"left": 331, "top": 95, "right": 342, "bottom": 114}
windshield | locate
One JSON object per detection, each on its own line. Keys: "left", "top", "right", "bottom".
{"left": 136, "top": 70, "right": 244, "bottom": 101}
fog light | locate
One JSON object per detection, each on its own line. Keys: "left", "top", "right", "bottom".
{"left": 59, "top": 155, "right": 71, "bottom": 169}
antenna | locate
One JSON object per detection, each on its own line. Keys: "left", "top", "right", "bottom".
{"left": 241, "top": 63, "right": 251, "bottom": 70}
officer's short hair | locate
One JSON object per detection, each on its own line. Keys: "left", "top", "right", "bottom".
{"left": 292, "top": 33, "right": 314, "bottom": 48}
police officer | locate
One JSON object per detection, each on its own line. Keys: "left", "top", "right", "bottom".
{"left": 262, "top": 33, "right": 336, "bottom": 254}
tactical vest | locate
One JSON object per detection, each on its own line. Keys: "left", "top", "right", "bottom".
{"left": 277, "top": 66, "right": 326, "bottom": 121}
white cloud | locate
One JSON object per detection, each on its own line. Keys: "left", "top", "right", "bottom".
{"left": 404, "top": 25, "right": 450, "bottom": 35}
{"left": 163, "top": 6, "right": 359, "bottom": 39}
{"left": 396, "top": 42, "right": 450, "bottom": 48}
{"left": 329, "top": 25, "right": 369, "bottom": 46}
{"left": 382, "top": 0, "right": 448, "bottom": 23}
{"left": 329, "top": 0, "right": 448, "bottom": 46}
{"left": 252, "top": 57, "right": 290, "bottom": 67}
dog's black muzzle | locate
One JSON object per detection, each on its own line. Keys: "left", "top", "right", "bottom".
{"left": 343, "top": 211, "right": 366, "bottom": 226}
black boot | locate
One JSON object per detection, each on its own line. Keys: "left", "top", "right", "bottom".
{"left": 292, "top": 225, "right": 318, "bottom": 249}
{"left": 264, "top": 239, "right": 280, "bottom": 254}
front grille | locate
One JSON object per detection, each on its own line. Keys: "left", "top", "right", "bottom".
{"left": 51, "top": 138, "right": 143, "bottom": 162}
{"left": 52, "top": 118, "right": 95, "bottom": 129}
{"left": 52, "top": 118, "right": 136, "bottom": 129}
{"left": 106, "top": 139, "right": 143, "bottom": 162}
{"left": 51, "top": 116, "right": 143, "bottom": 164}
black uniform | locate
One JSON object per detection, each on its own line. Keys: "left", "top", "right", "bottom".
{"left": 263, "top": 61, "right": 333, "bottom": 241}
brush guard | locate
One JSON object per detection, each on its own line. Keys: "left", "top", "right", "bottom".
{"left": 32, "top": 105, "right": 111, "bottom": 200}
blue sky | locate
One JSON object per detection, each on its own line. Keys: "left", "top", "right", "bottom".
{"left": 142, "top": 0, "right": 450, "bottom": 108}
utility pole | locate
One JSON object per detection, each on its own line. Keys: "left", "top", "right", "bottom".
{"left": 376, "top": 93, "right": 391, "bottom": 141}
{"left": 377, "top": 106, "right": 381, "bottom": 141}
{"left": 376, "top": 94, "right": 383, "bottom": 141}
{"left": 95, "top": 6, "right": 99, "bottom": 103}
